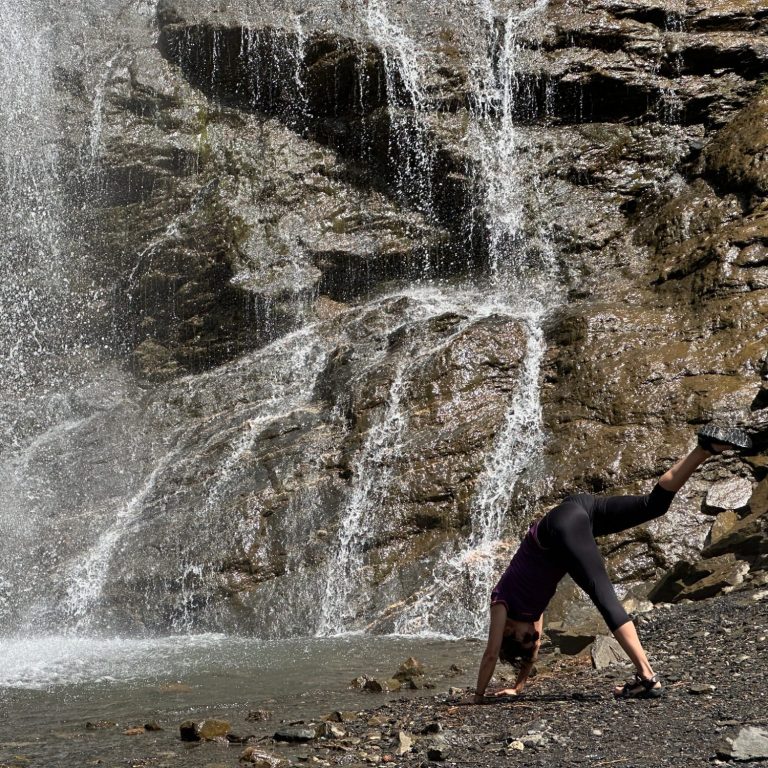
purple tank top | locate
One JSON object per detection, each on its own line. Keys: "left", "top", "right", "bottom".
{"left": 490, "top": 521, "right": 566, "bottom": 621}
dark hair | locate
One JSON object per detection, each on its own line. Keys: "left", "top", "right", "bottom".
{"left": 499, "top": 634, "right": 536, "bottom": 666}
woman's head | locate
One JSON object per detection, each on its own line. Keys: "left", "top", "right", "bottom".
{"left": 499, "top": 619, "right": 539, "bottom": 665}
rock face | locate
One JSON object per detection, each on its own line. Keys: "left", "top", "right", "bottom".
{"left": 0, "top": 0, "right": 766, "bottom": 637}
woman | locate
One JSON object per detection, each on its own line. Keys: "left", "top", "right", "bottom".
{"left": 473, "top": 425, "right": 752, "bottom": 702}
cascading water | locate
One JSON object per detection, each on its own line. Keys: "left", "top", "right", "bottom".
{"left": 1, "top": 0, "right": 559, "bottom": 650}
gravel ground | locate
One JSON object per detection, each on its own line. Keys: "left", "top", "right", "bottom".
{"left": 270, "top": 588, "right": 768, "bottom": 768}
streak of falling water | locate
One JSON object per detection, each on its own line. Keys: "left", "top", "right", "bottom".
{"left": 0, "top": 1, "right": 65, "bottom": 392}
{"left": 364, "top": 0, "right": 435, "bottom": 232}
{"left": 470, "top": 0, "right": 551, "bottom": 282}
{"left": 61, "top": 430, "right": 195, "bottom": 629}
{"left": 88, "top": 51, "right": 122, "bottom": 166}
{"left": 317, "top": 364, "right": 410, "bottom": 636}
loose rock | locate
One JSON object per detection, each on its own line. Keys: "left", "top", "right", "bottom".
{"left": 273, "top": 726, "right": 316, "bottom": 743}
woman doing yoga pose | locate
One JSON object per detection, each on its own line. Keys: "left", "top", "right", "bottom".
{"left": 473, "top": 425, "right": 752, "bottom": 701}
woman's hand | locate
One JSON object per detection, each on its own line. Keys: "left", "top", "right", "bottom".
{"left": 493, "top": 687, "right": 520, "bottom": 697}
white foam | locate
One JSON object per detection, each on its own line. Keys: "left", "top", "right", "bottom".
{"left": 0, "top": 634, "right": 228, "bottom": 689}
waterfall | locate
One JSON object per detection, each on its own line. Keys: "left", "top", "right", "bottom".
{"left": 1, "top": 0, "right": 559, "bottom": 641}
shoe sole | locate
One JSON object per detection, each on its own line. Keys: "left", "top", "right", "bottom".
{"left": 697, "top": 425, "right": 752, "bottom": 450}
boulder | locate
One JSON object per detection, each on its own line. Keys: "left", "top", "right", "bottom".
{"left": 701, "top": 507, "right": 768, "bottom": 560}
{"left": 717, "top": 726, "right": 768, "bottom": 762}
{"left": 704, "top": 510, "right": 740, "bottom": 548}
{"left": 648, "top": 553, "right": 751, "bottom": 603}
{"left": 546, "top": 627, "right": 597, "bottom": 656}
{"left": 590, "top": 635, "right": 631, "bottom": 670}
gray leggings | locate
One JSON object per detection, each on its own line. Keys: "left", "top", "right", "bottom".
{"left": 537, "top": 484, "right": 676, "bottom": 631}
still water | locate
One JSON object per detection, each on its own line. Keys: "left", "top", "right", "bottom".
{"left": 0, "top": 634, "right": 480, "bottom": 766}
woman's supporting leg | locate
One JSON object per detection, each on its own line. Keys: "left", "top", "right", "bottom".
{"left": 547, "top": 503, "right": 631, "bottom": 632}
{"left": 613, "top": 620, "right": 655, "bottom": 681}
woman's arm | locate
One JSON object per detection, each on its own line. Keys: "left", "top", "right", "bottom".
{"left": 473, "top": 603, "right": 507, "bottom": 703}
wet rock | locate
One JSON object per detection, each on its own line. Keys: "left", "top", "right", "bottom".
{"left": 239, "top": 746, "right": 289, "bottom": 767}
{"left": 273, "top": 726, "right": 316, "bottom": 743}
{"left": 246, "top": 709, "right": 273, "bottom": 722}
{"left": 716, "top": 726, "right": 768, "bottom": 762}
{"left": 590, "top": 635, "right": 630, "bottom": 670}
{"left": 144, "top": 722, "right": 163, "bottom": 731}
{"left": 123, "top": 726, "right": 146, "bottom": 736}
{"left": 705, "top": 477, "right": 753, "bottom": 512}
{"left": 393, "top": 657, "right": 425, "bottom": 684}
{"left": 180, "top": 719, "right": 231, "bottom": 741}
{"left": 316, "top": 722, "right": 346, "bottom": 739}
{"left": 325, "top": 711, "right": 359, "bottom": 723}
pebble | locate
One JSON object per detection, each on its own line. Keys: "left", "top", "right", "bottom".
{"left": 180, "top": 719, "right": 232, "bottom": 742}
{"left": 688, "top": 684, "right": 716, "bottom": 695}
{"left": 397, "top": 731, "right": 413, "bottom": 755}
{"left": 247, "top": 709, "right": 273, "bottom": 722}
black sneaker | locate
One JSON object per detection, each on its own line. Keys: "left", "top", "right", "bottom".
{"left": 697, "top": 425, "right": 752, "bottom": 453}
